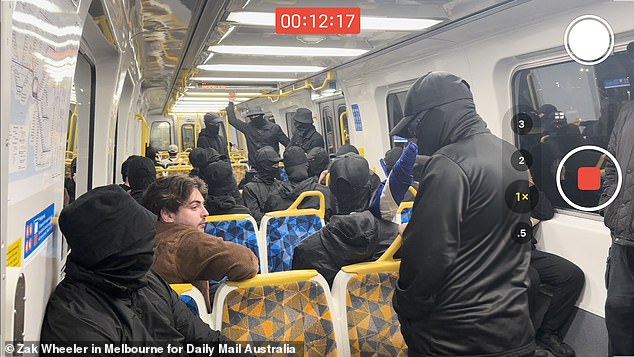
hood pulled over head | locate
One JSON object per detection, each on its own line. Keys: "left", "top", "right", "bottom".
{"left": 126, "top": 156, "right": 157, "bottom": 191}
{"left": 329, "top": 153, "right": 371, "bottom": 214}
{"left": 59, "top": 185, "right": 157, "bottom": 290}
{"left": 390, "top": 71, "right": 489, "bottom": 156}
{"left": 200, "top": 160, "right": 237, "bottom": 195}
{"left": 254, "top": 146, "right": 281, "bottom": 183}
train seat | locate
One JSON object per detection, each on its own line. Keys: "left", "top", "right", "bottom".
{"left": 205, "top": 214, "right": 266, "bottom": 273}
{"left": 211, "top": 270, "right": 342, "bottom": 356}
{"left": 331, "top": 235, "right": 407, "bottom": 356}
{"left": 170, "top": 283, "right": 214, "bottom": 328}
{"left": 259, "top": 191, "right": 325, "bottom": 273}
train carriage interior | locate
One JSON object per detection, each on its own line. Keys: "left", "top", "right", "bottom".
{"left": 2, "top": 0, "right": 634, "bottom": 355}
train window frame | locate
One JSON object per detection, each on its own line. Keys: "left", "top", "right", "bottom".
{"left": 285, "top": 110, "right": 296, "bottom": 137}
{"left": 511, "top": 49, "right": 633, "bottom": 216}
{"left": 181, "top": 124, "right": 196, "bottom": 151}
{"left": 386, "top": 90, "right": 409, "bottom": 148}
{"left": 150, "top": 121, "right": 173, "bottom": 151}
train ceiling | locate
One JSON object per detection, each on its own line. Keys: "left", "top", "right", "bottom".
{"left": 133, "top": 0, "right": 516, "bottom": 114}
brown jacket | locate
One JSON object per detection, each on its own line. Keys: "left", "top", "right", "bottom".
{"left": 152, "top": 221, "right": 259, "bottom": 312}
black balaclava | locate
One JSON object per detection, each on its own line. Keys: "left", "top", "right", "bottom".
{"left": 121, "top": 155, "right": 141, "bottom": 182}
{"left": 254, "top": 146, "right": 281, "bottom": 184}
{"left": 295, "top": 122, "right": 313, "bottom": 135}
{"left": 59, "top": 185, "right": 156, "bottom": 292}
{"left": 249, "top": 114, "right": 267, "bottom": 127}
{"left": 204, "top": 113, "right": 222, "bottom": 136}
{"left": 127, "top": 157, "right": 157, "bottom": 191}
{"left": 335, "top": 144, "right": 360, "bottom": 157}
{"left": 200, "top": 161, "right": 237, "bottom": 195}
{"left": 307, "top": 147, "right": 330, "bottom": 178}
{"left": 329, "top": 153, "right": 371, "bottom": 214}
{"left": 283, "top": 146, "right": 309, "bottom": 183}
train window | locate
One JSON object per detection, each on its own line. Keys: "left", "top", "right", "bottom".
{"left": 386, "top": 91, "right": 408, "bottom": 148}
{"left": 321, "top": 106, "right": 337, "bottom": 155}
{"left": 181, "top": 124, "right": 195, "bottom": 150}
{"left": 285, "top": 111, "right": 296, "bottom": 137}
{"left": 150, "top": 121, "right": 172, "bottom": 151}
{"left": 512, "top": 50, "right": 633, "bottom": 212}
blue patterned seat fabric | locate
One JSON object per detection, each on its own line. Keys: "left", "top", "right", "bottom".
{"left": 400, "top": 207, "right": 413, "bottom": 224}
{"left": 180, "top": 295, "right": 199, "bottom": 316}
{"left": 206, "top": 219, "right": 260, "bottom": 270}
{"left": 267, "top": 214, "right": 323, "bottom": 272}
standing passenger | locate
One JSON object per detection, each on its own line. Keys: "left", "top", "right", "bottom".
{"left": 197, "top": 112, "right": 229, "bottom": 158}
{"left": 142, "top": 175, "right": 258, "bottom": 311}
{"left": 602, "top": 102, "right": 634, "bottom": 357}
{"left": 390, "top": 72, "right": 534, "bottom": 356}
{"left": 289, "top": 108, "right": 324, "bottom": 152}
{"left": 126, "top": 156, "right": 157, "bottom": 204}
{"left": 225, "top": 102, "right": 290, "bottom": 165}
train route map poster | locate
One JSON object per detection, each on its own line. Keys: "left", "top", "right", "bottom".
{"left": 8, "top": 0, "right": 82, "bottom": 205}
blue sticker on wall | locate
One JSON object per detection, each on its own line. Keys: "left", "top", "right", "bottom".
{"left": 351, "top": 104, "right": 363, "bottom": 131}
{"left": 24, "top": 203, "right": 54, "bottom": 260}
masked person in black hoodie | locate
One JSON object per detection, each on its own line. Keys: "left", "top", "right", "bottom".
{"left": 307, "top": 146, "right": 330, "bottom": 180}
{"left": 279, "top": 146, "right": 331, "bottom": 213}
{"left": 291, "top": 153, "right": 401, "bottom": 286}
{"left": 40, "top": 185, "right": 247, "bottom": 355}
{"left": 189, "top": 147, "right": 225, "bottom": 178}
{"left": 289, "top": 108, "right": 324, "bottom": 152}
{"left": 197, "top": 112, "right": 229, "bottom": 158}
{"left": 126, "top": 156, "right": 157, "bottom": 204}
{"left": 226, "top": 102, "right": 290, "bottom": 165}
{"left": 242, "top": 146, "right": 294, "bottom": 223}
{"left": 390, "top": 72, "right": 534, "bottom": 356}
{"left": 200, "top": 160, "right": 249, "bottom": 216}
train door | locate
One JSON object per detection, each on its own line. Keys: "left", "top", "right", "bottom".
{"left": 319, "top": 98, "right": 348, "bottom": 155}
{"left": 73, "top": 51, "right": 96, "bottom": 196}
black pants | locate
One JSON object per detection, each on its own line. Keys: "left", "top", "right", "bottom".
{"left": 527, "top": 249, "right": 585, "bottom": 336}
{"left": 605, "top": 243, "right": 634, "bottom": 356}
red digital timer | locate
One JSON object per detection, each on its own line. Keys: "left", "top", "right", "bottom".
{"left": 275, "top": 8, "right": 361, "bottom": 35}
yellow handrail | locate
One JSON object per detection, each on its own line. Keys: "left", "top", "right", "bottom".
{"left": 408, "top": 186, "right": 417, "bottom": 197}
{"left": 287, "top": 190, "right": 325, "bottom": 217}
{"left": 226, "top": 270, "right": 318, "bottom": 288}
{"left": 67, "top": 107, "right": 78, "bottom": 152}
{"left": 135, "top": 114, "right": 148, "bottom": 156}
{"left": 177, "top": 116, "right": 182, "bottom": 151}
{"left": 377, "top": 234, "right": 402, "bottom": 262}
{"left": 339, "top": 110, "right": 349, "bottom": 145}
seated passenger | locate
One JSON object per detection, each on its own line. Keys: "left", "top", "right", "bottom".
{"left": 242, "top": 146, "right": 295, "bottom": 223}
{"left": 159, "top": 144, "right": 180, "bottom": 168}
{"left": 188, "top": 147, "right": 224, "bottom": 178}
{"left": 40, "top": 185, "right": 240, "bottom": 350}
{"left": 334, "top": 143, "right": 381, "bottom": 195}
{"left": 292, "top": 153, "right": 401, "bottom": 286}
{"left": 199, "top": 160, "right": 249, "bottom": 216}
{"left": 126, "top": 156, "right": 157, "bottom": 204}
{"left": 143, "top": 175, "right": 258, "bottom": 311}
{"left": 119, "top": 154, "right": 141, "bottom": 192}
{"left": 279, "top": 146, "right": 331, "bottom": 211}
{"left": 307, "top": 146, "right": 330, "bottom": 180}
{"left": 528, "top": 179, "right": 584, "bottom": 357}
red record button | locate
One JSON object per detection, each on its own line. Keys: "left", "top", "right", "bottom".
{"left": 577, "top": 167, "right": 601, "bottom": 191}
{"left": 276, "top": 8, "right": 361, "bottom": 34}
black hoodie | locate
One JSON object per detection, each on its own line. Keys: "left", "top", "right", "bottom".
{"left": 40, "top": 185, "right": 238, "bottom": 354}
{"left": 197, "top": 126, "right": 229, "bottom": 159}
{"left": 126, "top": 156, "right": 157, "bottom": 204}
{"left": 393, "top": 72, "right": 534, "bottom": 356}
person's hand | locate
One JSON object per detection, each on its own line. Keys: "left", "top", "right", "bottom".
{"left": 318, "top": 169, "right": 329, "bottom": 185}
{"left": 398, "top": 223, "right": 407, "bottom": 236}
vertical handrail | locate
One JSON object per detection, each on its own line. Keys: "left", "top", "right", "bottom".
{"left": 339, "top": 110, "right": 349, "bottom": 145}
{"left": 135, "top": 114, "right": 148, "bottom": 157}
{"left": 67, "top": 106, "right": 78, "bottom": 152}
{"left": 177, "top": 115, "right": 182, "bottom": 151}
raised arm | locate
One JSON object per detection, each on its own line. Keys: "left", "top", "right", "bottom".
{"left": 225, "top": 102, "right": 248, "bottom": 133}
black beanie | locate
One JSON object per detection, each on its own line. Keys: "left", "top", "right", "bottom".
{"left": 283, "top": 146, "right": 308, "bottom": 168}
{"left": 335, "top": 144, "right": 359, "bottom": 157}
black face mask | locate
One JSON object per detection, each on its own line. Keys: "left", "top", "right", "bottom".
{"left": 295, "top": 122, "right": 312, "bottom": 134}
{"left": 206, "top": 124, "right": 219, "bottom": 136}
{"left": 251, "top": 116, "right": 267, "bottom": 126}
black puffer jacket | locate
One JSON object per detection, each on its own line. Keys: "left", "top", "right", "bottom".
{"left": 242, "top": 177, "right": 294, "bottom": 223}
{"left": 292, "top": 210, "right": 398, "bottom": 286}
{"left": 40, "top": 185, "right": 240, "bottom": 355}
{"left": 601, "top": 102, "right": 634, "bottom": 246}
{"left": 393, "top": 73, "right": 533, "bottom": 356}
{"left": 290, "top": 126, "right": 324, "bottom": 153}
